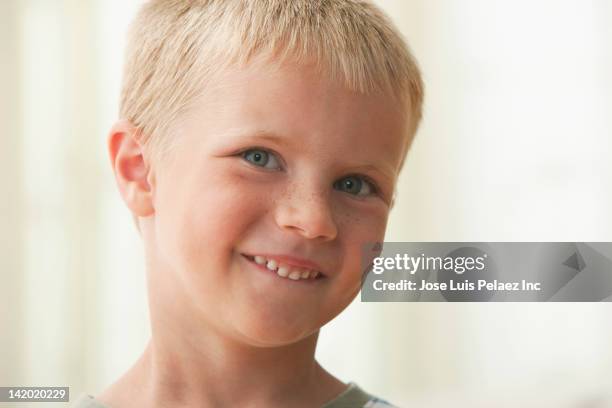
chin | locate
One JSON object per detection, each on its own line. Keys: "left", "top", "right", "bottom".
{"left": 232, "top": 315, "right": 320, "bottom": 348}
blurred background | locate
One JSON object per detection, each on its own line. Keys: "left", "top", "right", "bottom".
{"left": 1, "top": 0, "right": 611, "bottom": 407}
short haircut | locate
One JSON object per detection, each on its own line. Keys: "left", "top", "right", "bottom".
{"left": 120, "top": 0, "right": 424, "bottom": 164}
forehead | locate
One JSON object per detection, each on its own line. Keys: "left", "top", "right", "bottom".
{"left": 180, "top": 58, "right": 410, "bottom": 176}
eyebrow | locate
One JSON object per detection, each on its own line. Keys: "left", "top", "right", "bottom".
{"left": 347, "top": 164, "right": 396, "bottom": 185}
{"left": 228, "top": 129, "right": 290, "bottom": 145}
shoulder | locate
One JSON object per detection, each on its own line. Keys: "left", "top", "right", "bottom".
{"left": 70, "top": 393, "right": 111, "bottom": 408}
{"left": 323, "top": 382, "right": 400, "bottom": 408}
{"left": 364, "top": 397, "right": 399, "bottom": 408}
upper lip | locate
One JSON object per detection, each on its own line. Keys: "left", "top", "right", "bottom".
{"left": 242, "top": 252, "right": 326, "bottom": 276}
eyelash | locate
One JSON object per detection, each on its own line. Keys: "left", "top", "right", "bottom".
{"left": 347, "top": 174, "right": 380, "bottom": 196}
{"left": 236, "top": 147, "right": 381, "bottom": 197}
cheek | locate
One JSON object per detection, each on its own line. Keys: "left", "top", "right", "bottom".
{"left": 328, "top": 210, "right": 389, "bottom": 302}
{"left": 155, "top": 169, "right": 271, "bottom": 274}
{"left": 338, "top": 205, "right": 389, "bottom": 245}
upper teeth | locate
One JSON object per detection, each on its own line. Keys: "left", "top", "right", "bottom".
{"left": 253, "top": 255, "right": 320, "bottom": 280}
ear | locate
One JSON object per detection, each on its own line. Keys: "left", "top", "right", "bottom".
{"left": 107, "top": 120, "right": 155, "bottom": 219}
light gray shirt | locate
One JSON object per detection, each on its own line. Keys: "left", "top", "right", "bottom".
{"left": 70, "top": 382, "right": 398, "bottom": 408}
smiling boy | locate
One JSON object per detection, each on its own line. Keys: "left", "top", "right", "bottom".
{"left": 72, "top": 1, "right": 423, "bottom": 407}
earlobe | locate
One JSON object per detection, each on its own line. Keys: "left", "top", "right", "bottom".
{"left": 107, "top": 120, "right": 155, "bottom": 218}
{"left": 389, "top": 190, "right": 397, "bottom": 210}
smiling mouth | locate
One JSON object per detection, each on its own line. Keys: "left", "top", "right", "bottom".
{"left": 242, "top": 254, "right": 325, "bottom": 281}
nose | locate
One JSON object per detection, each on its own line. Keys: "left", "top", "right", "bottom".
{"left": 274, "top": 181, "right": 338, "bottom": 241}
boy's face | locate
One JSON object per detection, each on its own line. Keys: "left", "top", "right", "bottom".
{"left": 144, "top": 58, "right": 410, "bottom": 346}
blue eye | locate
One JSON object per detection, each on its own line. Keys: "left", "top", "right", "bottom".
{"left": 334, "top": 176, "right": 376, "bottom": 197}
{"left": 242, "top": 149, "right": 281, "bottom": 170}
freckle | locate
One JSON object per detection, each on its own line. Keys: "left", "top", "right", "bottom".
{"left": 340, "top": 210, "right": 360, "bottom": 224}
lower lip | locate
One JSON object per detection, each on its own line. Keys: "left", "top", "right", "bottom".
{"left": 241, "top": 254, "right": 323, "bottom": 284}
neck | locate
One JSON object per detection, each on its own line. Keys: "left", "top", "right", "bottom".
{"left": 145, "top": 323, "right": 322, "bottom": 405}
{"left": 104, "top": 331, "right": 343, "bottom": 408}
{"left": 99, "top": 295, "right": 345, "bottom": 408}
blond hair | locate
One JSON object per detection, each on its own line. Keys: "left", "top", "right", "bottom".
{"left": 120, "top": 0, "right": 424, "bottom": 228}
